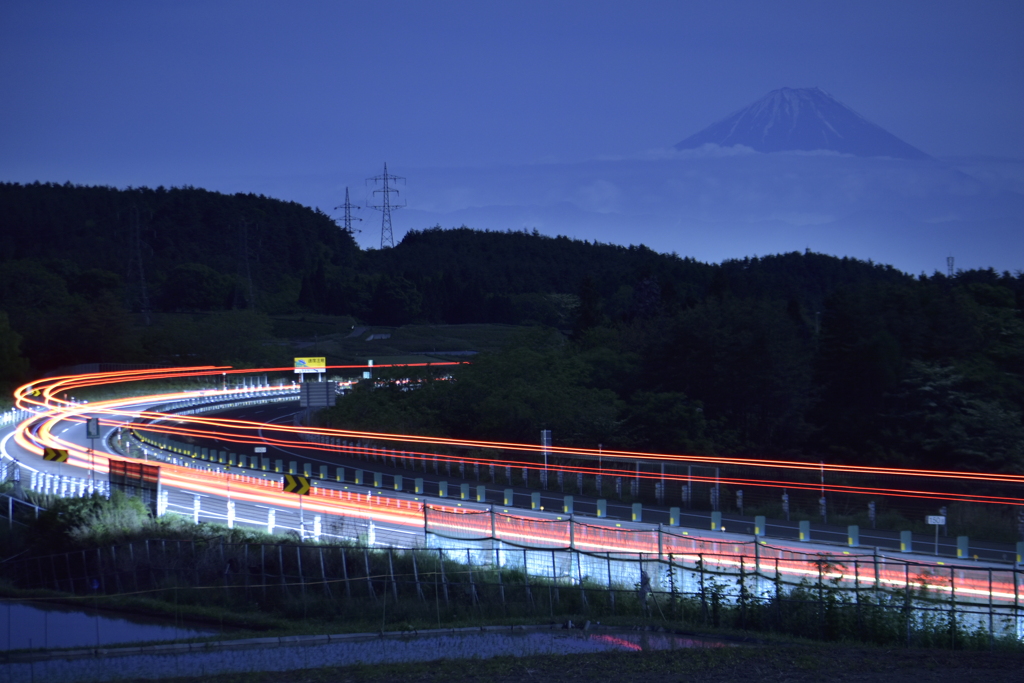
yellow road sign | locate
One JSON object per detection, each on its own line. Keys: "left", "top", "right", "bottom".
{"left": 294, "top": 357, "right": 326, "bottom": 374}
{"left": 43, "top": 447, "right": 69, "bottom": 463}
{"left": 283, "top": 474, "right": 310, "bottom": 495}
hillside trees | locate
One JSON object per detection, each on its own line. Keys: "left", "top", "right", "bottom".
{"left": 2, "top": 182, "right": 1022, "bottom": 471}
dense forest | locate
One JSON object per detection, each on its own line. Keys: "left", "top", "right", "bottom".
{"left": 2, "top": 182, "right": 1023, "bottom": 472}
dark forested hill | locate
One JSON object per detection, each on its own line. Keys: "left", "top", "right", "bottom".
{"left": 2, "top": 182, "right": 1022, "bottom": 473}
{"left": 0, "top": 182, "right": 358, "bottom": 373}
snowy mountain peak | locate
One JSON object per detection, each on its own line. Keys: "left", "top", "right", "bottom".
{"left": 675, "top": 87, "right": 931, "bottom": 160}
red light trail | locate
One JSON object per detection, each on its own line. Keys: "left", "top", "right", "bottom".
{"left": 6, "top": 366, "right": 1022, "bottom": 610}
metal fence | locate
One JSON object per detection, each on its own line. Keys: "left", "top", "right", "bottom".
{"left": 3, "top": 531, "right": 1021, "bottom": 645}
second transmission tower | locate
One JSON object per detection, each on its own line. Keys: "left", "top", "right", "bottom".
{"left": 335, "top": 187, "right": 362, "bottom": 235}
{"left": 367, "top": 162, "right": 405, "bottom": 248}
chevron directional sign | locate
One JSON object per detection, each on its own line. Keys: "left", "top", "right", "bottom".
{"left": 43, "top": 447, "right": 69, "bottom": 462}
{"left": 283, "top": 474, "right": 310, "bottom": 495}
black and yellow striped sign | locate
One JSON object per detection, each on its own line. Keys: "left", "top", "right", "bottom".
{"left": 283, "top": 474, "right": 310, "bottom": 495}
{"left": 43, "top": 447, "right": 69, "bottom": 463}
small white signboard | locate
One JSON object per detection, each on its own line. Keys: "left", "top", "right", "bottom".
{"left": 926, "top": 515, "right": 946, "bottom": 525}
{"left": 254, "top": 447, "right": 267, "bottom": 453}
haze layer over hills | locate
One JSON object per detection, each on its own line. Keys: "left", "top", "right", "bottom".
{"left": 344, "top": 87, "right": 1023, "bottom": 276}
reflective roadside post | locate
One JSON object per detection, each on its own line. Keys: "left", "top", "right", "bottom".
{"left": 86, "top": 417, "right": 100, "bottom": 484}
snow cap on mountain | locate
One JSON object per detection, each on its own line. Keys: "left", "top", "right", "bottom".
{"left": 675, "top": 87, "right": 931, "bottom": 160}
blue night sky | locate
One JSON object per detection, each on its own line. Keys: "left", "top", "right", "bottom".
{"left": 3, "top": 1, "right": 1023, "bottom": 272}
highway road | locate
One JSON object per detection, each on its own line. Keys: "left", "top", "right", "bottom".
{"left": 135, "top": 399, "right": 1016, "bottom": 564}
{"left": 6, "top": 367, "right": 1022, "bottom": 572}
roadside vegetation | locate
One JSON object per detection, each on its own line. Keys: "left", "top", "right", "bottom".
{"left": 0, "top": 491, "right": 1020, "bottom": 653}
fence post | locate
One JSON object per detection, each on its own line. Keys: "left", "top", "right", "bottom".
{"left": 341, "top": 548, "right": 351, "bottom": 598}
{"left": 905, "top": 563, "right": 911, "bottom": 647}
{"left": 496, "top": 545, "right": 506, "bottom": 608}
{"left": 988, "top": 568, "right": 994, "bottom": 649}
{"left": 854, "top": 558, "right": 860, "bottom": 629}
{"left": 699, "top": 553, "right": 706, "bottom": 624}
{"left": 950, "top": 565, "right": 956, "bottom": 648}
{"left": 278, "top": 544, "right": 288, "bottom": 599}
{"left": 388, "top": 549, "right": 399, "bottom": 601}
{"left": 364, "top": 549, "right": 376, "bottom": 600}
{"left": 319, "top": 547, "right": 332, "bottom": 598}
{"left": 577, "top": 551, "right": 587, "bottom": 609}
{"left": 549, "top": 550, "right": 557, "bottom": 614}
{"left": 296, "top": 546, "right": 306, "bottom": 602}
{"left": 412, "top": 551, "right": 425, "bottom": 602}
{"left": 466, "top": 549, "right": 478, "bottom": 606}
{"left": 439, "top": 549, "right": 449, "bottom": 606}
{"left": 606, "top": 552, "right": 615, "bottom": 614}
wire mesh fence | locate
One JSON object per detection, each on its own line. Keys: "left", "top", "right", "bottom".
{"left": 2, "top": 525, "right": 1021, "bottom": 646}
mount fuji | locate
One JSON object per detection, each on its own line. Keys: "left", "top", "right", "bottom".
{"left": 675, "top": 87, "right": 932, "bottom": 161}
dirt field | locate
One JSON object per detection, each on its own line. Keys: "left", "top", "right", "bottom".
{"left": 146, "top": 642, "right": 1023, "bottom": 683}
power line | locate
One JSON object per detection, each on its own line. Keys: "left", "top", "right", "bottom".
{"left": 366, "top": 162, "right": 405, "bottom": 248}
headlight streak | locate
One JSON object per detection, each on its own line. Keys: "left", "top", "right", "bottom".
{"left": 8, "top": 366, "right": 1023, "bottom": 608}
